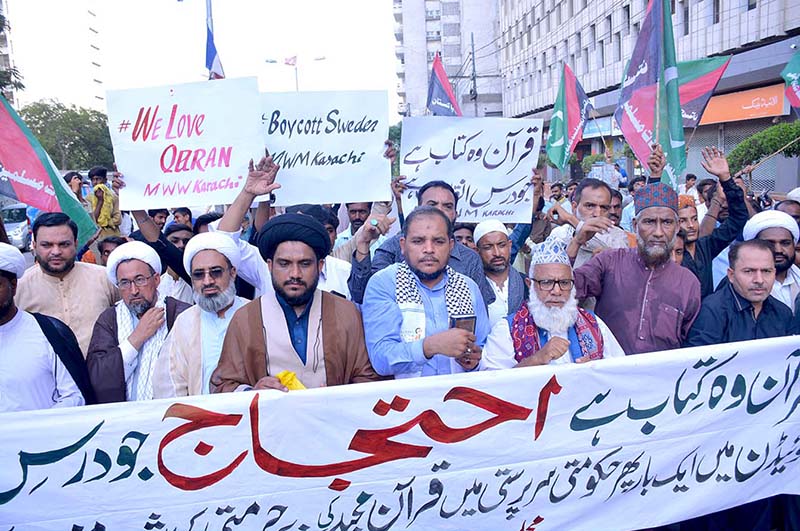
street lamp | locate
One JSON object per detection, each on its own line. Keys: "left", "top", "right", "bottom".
{"left": 264, "top": 56, "right": 327, "bottom": 91}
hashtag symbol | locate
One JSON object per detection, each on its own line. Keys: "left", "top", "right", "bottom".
{"left": 118, "top": 120, "right": 131, "bottom": 133}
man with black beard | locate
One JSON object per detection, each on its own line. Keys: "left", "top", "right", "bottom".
{"left": 212, "top": 214, "right": 379, "bottom": 392}
{"left": 570, "top": 181, "right": 702, "bottom": 355}
{"left": 87, "top": 242, "right": 190, "bottom": 403}
{"left": 482, "top": 238, "right": 624, "bottom": 369}
{"left": 153, "top": 233, "right": 247, "bottom": 397}
{"left": 16, "top": 212, "right": 119, "bottom": 355}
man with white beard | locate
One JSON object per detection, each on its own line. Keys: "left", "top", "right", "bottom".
{"left": 481, "top": 238, "right": 624, "bottom": 369}
{"left": 153, "top": 233, "right": 247, "bottom": 397}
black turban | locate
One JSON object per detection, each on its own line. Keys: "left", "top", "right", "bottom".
{"left": 257, "top": 213, "right": 331, "bottom": 260}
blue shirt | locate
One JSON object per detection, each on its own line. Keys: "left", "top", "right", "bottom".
{"left": 362, "top": 263, "right": 490, "bottom": 377}
{"left": 276, "top": 293, "right": 312, "bottom": 364}
{"left": 620, "top": 201, "right": 636, "bottom": 232}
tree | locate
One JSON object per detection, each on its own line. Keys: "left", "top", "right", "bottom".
{"left": 388, "top": 121, "right": 401, "bottom": 176}
{"left": 20, "top": 100, "right": 114, "bottom": 170}
{"left": 727, "top": 121, "right": 800, "bottom": 175}
{"left": 0, "top": 14, "right": 24, "bottom": 95}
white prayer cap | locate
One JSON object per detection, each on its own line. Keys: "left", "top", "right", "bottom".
{"left": 742, "top": 210, "right": 799, "bottom": 244}
{"left": 106, "top": 241, "right": 162, "bottom": 286}
{"left": 528, "top": 237, "right": 571, "bottom": 276}
{"left": 182, "top": 232, "right": 241, "bottom": 273}
{"left": 473, "top": 220, "right": 510, "bottom": 245}
{"left": 787, "top": 187, "right": 800, "bottom": 201}
{"left": 0, "top": 242, "right": 26, "bottom": 279}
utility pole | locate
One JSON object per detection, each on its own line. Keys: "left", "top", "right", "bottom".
{"left": 470, "top": 32, "right": 478, "bottom": 116}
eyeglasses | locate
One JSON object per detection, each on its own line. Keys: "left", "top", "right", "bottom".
{"left": 191, "top": 267, "right": 229, "bottom": 281}
{"left": 531, "top": 278, "right": 574, "bottom": 291}
{"left": 118, "top": 274, "right": 155, "bottom": 290}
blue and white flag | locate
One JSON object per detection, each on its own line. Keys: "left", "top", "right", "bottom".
{"left": 205, "top": 0, "right": 225, "bottom": 79}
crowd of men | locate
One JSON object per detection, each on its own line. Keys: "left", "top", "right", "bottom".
{"left": 1, "top": 141, "right": 799, "bottom": 530}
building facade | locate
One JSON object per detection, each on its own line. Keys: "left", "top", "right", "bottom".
{"left": 7, "top": 0, "right": 105, "bottom": 111}
{"left": 0, "top": 0, "right": 16, "bottom": 105}
{"left": 499, "top": 0, "right": 800, "bottom": 190}
{"left": 394, "top": 0, "right": 504, "bottom": 117}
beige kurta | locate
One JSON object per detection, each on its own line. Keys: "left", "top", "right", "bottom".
{"left": 152, "top": 305, "right": 203, "bottom": 398}
{"left": 15, "top": 262, "right": 120, "bottom": 356}
{"left": 211, "top": 290, "right": 382, "bottom": 392}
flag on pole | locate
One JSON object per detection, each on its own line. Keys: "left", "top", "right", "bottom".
{"left": 284, "top": 56, "right": 297, "bottom": 66}
{"left": 781, "top": 51, "right": 800, "bottom": 109}
{"left": 426, "top": 53, "right": 462, "bottom": 116}
{"left": 205, "top": 0, "right": 225, "bottom": 79}
{"left": 614, "top": 0, "right": 685, "bottom": 188}
{"left": 546, "top": 63, "right": 594, "bottom": 171}
{"left": 677, "top": 56, "right": 731, "bottom": 128}
{"left": 0, "top": 95, "right": 96, "bottom": 245}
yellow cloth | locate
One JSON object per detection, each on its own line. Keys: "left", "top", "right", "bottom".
{"left": 15, "top": 262, "right": 120, "bottom": 356}
{"left": 276, "top": 370, "right": 307, "bottom": 390}
{"left": 90, "top": 184, "right": 120, "bottom": 230}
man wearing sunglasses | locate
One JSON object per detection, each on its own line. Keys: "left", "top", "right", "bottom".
{"left": 482, "top": 238, "right": 624, "bottom": 369}
{"left": 87, "top": 241, "right": 190, "bottom": 403}
{"left": 153, "top": 233, "right": 247, "bottom": 397}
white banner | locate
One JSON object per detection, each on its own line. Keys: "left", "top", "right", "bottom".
{"left": 2, "top": 337, "right": 800, "bottom": 530}
{"left": 107, "top": 77, "right": 265, "bottom": 210}
{"left": 261, "top": 91, "right": 391, "bottom": 206}
{"left": 400, "top": 117, "right": 544, "bottom": 223}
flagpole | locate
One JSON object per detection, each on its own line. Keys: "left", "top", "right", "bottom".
{"left": 590, "top": 114, "right": 609, "bottom": 154}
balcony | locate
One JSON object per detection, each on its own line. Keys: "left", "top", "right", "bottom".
{"left": 426, "top": 31, "right": 441, "bottom": 41}
{"left": 395, "top": 45, "right": 404, "bottom": 59}
{"left": 426, "top": 10, "right": 441, "bottom": 20}
{"left": 393, "top": 3, "right": 402, "bottom": 21}
{"left": 397, "top": 82, "right": 406, "bottom": 95}
{"left": 394, "top": 23, "right": 403, "bottom": 40}
{"left": 397, "top": 102, "right": 410, "bottom": 116}
{"left": 396, "top": 63, "right": 405, "bottom": 76}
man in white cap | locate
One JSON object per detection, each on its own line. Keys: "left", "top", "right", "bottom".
{"left": 741, "top": 209, "right": 800, "bottom": 312}
{"left": 0, "top": 242, "right": 86, "bottom": 411}
{"left": 153, "top": 233, "right": 247, "bottom": 397}
{"left": 87, "top": 241, "right": 191, "bottom": 403}
{"left": 473, "top": 220, "right": 527, "bottom": 326}
{"left": 482, "top": 238, "right": 624, "bottom": 369}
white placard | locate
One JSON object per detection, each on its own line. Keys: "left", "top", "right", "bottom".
{"left": 2, "top": 337, "right": 799, "bottom": 530}
{"left": 261, "top": 91, "right": 391, "bottom": 206}
{"left": 400, "top": 117, "right": 544, "bottom": 223}
{"left": 107, "top": 77, "right": 265, "bottom": 210}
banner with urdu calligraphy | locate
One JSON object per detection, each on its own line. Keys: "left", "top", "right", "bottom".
{"left": 400, "top": 117, "right": 543, "bottom": 223}
{"left": 2, "top": 337, "right": 799, "bottom": 531}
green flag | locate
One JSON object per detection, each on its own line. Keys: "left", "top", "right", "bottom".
{"left": 656, "top": 0, "right": 686, "bottom": 188}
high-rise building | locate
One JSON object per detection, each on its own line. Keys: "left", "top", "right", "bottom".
{"left": 0, "top": 0, "right": 17, "bottom": 106}
{"left": 499, "top": 0, "right": 800, "bottom": 190}
{"left": 394, "top": 0, "right": 503, "bottom": 117}
{"left": 7, "top": 0, "right": 105, "bottom": 111}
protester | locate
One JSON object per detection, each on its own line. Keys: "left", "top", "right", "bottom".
{"left": 482, "top": 238, "right": 624, "bottom": 369}
{"left": 680, "top": 173, "right": 699, "bottom": 203}
{"left": 672, "top": 229, "right": 687, "bottom": 263}
{"left": 172, "top": 207, "right": 193, "bottom": 228}
{"left": 548, "top": 178, "right": 629, "bottom": 269}
{"left": 608, "top": 189, "right": 624, "bottom": 228}
{"left": 153, "top": 233, "right": 247, "bottom": 397}
{"left": 15, "top": 213, "right": 119, "bottom": 355}
{"left": 550, "top": 182, "right": 567, "bottom": 205}
{"left": 89, "top": 166, "right": 122, "bottom": 239}
{"left": 454, "top": 222, "right": 477, "bottom": 250}
{"left": 0, "top": 242, "right": 88, "bottom": 411}
{"left": 211, "top": 213, "right": 379, "bottom": 392}
{"left": 64, "top": 171, "right": 90, "bottom": 212}
{"left": 87, "top": 241, "right": 190, "bottom": 403}
{"left": 678, "top": 147, "right": 748, "bottom": 297}
{"left": 775, "top": 199, "right": 800, "bottom": 267}
{"left": 362, "top": 206, "right": 490, "bottom": 377}
{"left": 193, "top": 212, "right": 223, "bottom": 234}
{"left": 572, "top": 180, "right": 702, "bottom": 354}
{"left": 148, "top": 209, "right": 169, "bottom": 231}
{"left": 334, "top": 202, "right": 386, "bottom": 256}
{"left": 351, "top": 180, "right": 494, "bottom": 305}
{"left": 474, "top": 219, "right": 527, "bottom": 326}
{"left": 159, "top": 222, "right": 195, "bottom": 304}
{"left": 740, "top": 209, "right": 800, "bottom": 312}
{"left": 96, "top": 236, "right": 128, "bottom": 267}
{"left": 620, "top": 175, "right": 647, "bottom": 231}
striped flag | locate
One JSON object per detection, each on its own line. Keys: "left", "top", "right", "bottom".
{"left": 0, "top": 95, "right": 96, "bottom": 245}
{"left": 781, "top": 51, "right": 800, "bottom": 110}
{"left": 678, "top": 56, "right": 731, "bottom": 127}
{"left": 426, "top": 53, "right": 462, "bottom": 116}
{"left": 205, "top": 0, "right": 225, "bottom": 79}
{"left": 546, "top": 63, "right": 593, "bottom": 171}
{"left": 614, "top": 0, "right": 685, "bottom": 188}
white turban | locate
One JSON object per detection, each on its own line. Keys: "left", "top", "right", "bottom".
{"left": 473, "top": 220, "right": 509, "bottom": 245}
{"left": 787, "top": 187, "right": 800, "bottom": 202}
{"left": 182, "top": 232, "right": 241, "bottom": 273}
{"left": 742, "top": 210, "right": 800, "bottom": 244}
{"left": 0, "top": 242, "right": 26, "bottom": 279}
{"left": 106, "top": 241, "right": 162, "bottom": 286}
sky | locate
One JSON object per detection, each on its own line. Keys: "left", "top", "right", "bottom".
{"left": 7, "top": 0, "right": 400, "bottom": 121}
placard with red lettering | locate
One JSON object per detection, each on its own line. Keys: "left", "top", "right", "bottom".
{"left": 107, "top": 77, "right": 265, "bottom": 209}
{"left": 261, "top": 90, "right": 391, "bottom": 206}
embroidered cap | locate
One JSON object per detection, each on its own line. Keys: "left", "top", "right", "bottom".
{"left": 529, "top": 237, "right": 571, "bottom": 271}
{"left": 634, "top": 182, "right": 679, "bottom": 215}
